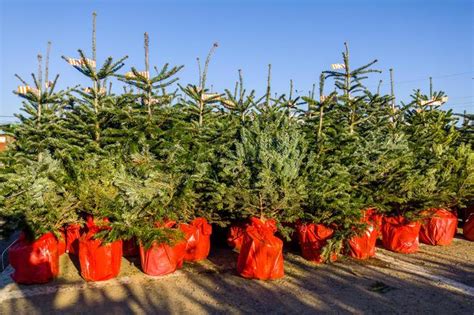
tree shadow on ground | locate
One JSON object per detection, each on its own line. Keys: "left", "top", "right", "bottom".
{"left": 1, "top": 234, "right": 473, "bottom": 314}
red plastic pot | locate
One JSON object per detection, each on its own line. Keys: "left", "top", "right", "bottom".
{"left": 9, "top": 232, "right": 59, "bottom": 284}
{"left": 57, "top": 230, "right": 66, "bottom": 256}
{"left": 180, "top": 218, "right": 212, "bottom": 262}
{"left": 296, "top": 223, "right": 337, "bottom": 263}
{"left": 419, "top": 209, "right": 458, "bottom": 246}
{"left": 149, "top": 220, "right": 187, "bottom": 270}
{"left": 463, "top": 213, "right": 474, "bottom": 241}
{"left": 347, "top": 209, "right": 382, "bottom": 259}
{"left": 65, "top": 224, "right": 82, "bottom": 255}
{"left": 382, "top": 216, "right": 421, "bottom": 253}
{"left": 227, "top": 222, "right": 247, "bottom": 250}
{"left": 365, "top": 208, "right": 383, "bottom": 238}
{"left": 123, "top": 238, "right": 139, "bottom": 257}
{"left": 78, "top": 230, "right": 122, "bottom": 281}
{"left": 237, "top": 217, "right": 284, "bottom": 280}
{"left": 139, "top": 242, "right": 181, "bottom": 276}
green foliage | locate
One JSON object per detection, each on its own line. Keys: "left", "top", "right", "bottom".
{"left": 0, "top": 153, "right": 78, "bottom": 241}
{"left": 402, "top": 93, "right": 474, "bottom": 211}
{"left": 99, "top": 150, "right": 184, "bottom": 245}
{"left": 2, "top": 30, "right": 473, "bottom": 259}
{"left": 219, "top": 110, "right": 307, "bottom": 232}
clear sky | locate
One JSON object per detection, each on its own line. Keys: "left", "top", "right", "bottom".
{"left": 1, "top": 0, "right": 473, "bottom": 123}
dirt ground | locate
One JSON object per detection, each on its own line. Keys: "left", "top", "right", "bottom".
{"left": 0, "top": 233, "right": 473, "bottom": 314}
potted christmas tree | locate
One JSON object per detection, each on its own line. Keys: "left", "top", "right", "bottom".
{"left": 0, "top": 154, "right": 77, "bottom": 284}
{"left": 402, "top": 91, "right": 473, "bottom": 246}
{"left": 97, "top": 151, "right": 186, "bottom": 276}
{"left": 302, "top": 44, "right": 390, "bottom": 261}
{"left": 219, "top": 103, "right": 307, "bottom": 279}
{"left": 63, "top": 154, "right": 125, "bottom": 281}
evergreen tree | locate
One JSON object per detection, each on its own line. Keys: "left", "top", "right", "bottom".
{"left": 113, "top": 32, "right": 183, "bottom": 155}
{"left": 5, "top": 42, "right": 72, "bottom": 161}
{"left": 167, "top": 43, "right": 231, "bottom": 224}
{"left": 59, "top": 12, "right": 127, "bottom": 157}
{"left": 0, "top": 153, "right": 77, "bottom": 241}
{"left": 401, "top": 91, "right": 474, "bottom": 213}
{"left": 92, "top": 150, "right": 183, "bottom": 247}
{"left": 219, "top": 109, "right": 307, "bottom": 235}
{"left": 302, "top": 43, "right": 414, "bottom": 255}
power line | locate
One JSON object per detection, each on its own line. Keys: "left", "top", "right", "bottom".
{"left": 368, "top": 71, "right": 474, "bottom": 88}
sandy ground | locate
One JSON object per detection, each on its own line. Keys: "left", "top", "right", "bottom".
{"left": 0, "top": 233, "right": 473, "bottom": 314}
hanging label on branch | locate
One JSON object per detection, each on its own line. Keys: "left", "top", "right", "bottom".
{"left": 83, "top": 87, "right": 106, "bottom": 94}
{"left": 17, "top": 85, "right": 40, "bottom": 96}
{"left": 331, "top": 63, "right": 346, "bottom": 70}
{"left": 66, "top": 57, "right": 96, "bottom": 68}
{"left": 125, "top": 71, "right": 149, "bottom": 79}
{"left": 420, "top": 96, "right": 448, "bottom": 106}
{"left": 202, "top": 93, "right": 220, "bottom": 101}
{"left": 320, "top": 95, "right": 338, "bottom": 102}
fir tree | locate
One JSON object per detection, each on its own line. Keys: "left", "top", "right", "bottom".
{"left": 113, "top": 32, "right": 183, "bottom": 154}
{"left": 6, "top": 42, "right": 72, "bottom": 161}
{"left": 93, "top": 150, "right": 183, "bottom": 247}
{"left": 0, "top": 153, "right": 78, "bottom": 241}
{"left": 219, "top": 109, "right": 307, "bottom": 235}
{"left": 457, "top": 112, "right": 474, "bottom": 148}
{"left": 59, "top": 12, "right": 127, "bottom": 157}
{"left": 401, "top": 91, "right": 474, "bottom": 212}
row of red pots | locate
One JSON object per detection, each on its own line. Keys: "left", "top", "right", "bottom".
{"left": 227, "top": 209, "right": 474, "bottom": 280}
{"left": 8, "top": 211, "right": 474, "bottom": 284}
{"left": 8, "top": 217, "right": 212, "bottom": 284}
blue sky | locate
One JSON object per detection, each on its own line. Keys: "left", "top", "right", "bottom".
{"left": 1, "top": 0, "right": 473, "bottom": 122}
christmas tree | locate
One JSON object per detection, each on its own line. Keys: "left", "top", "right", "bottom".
{"left": 0, "top": 153, "right": 77, "bottom": 241}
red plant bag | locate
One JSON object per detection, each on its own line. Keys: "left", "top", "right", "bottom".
{"left": 9, "top": 232, "right": 59, "bottom": 284}
{"left": 139, "top": 242, "right": 181, "bottom": 276}
{"left": 237, "top": 217, "right": 284, "bottom": 280}
{"left": 143, "top": 220, "right": 187, "bottom": 273}
{"left": 174, "top": 240, "right": 187, "bottom": 269}
{"left": 57, "top": 230, "right": 66, "bottom": 256}
{"left": 181, "top": 218, "right": 212, "bottom": 262}
{"left": 296, "top": 223, "right": 337, "bottom": 263}
{"left": 419, "top": 209, "right": 458, "bottom": 246}
{"left": 227, "top": 222, "right": 247, "bottom": 250}
{"left": 382, "top": 216, "right": 421, "bottom": 253}
{"left": 463, "top": 213, "right": 474, "bottom": 241}
{"left": 78, "top": 230, "right": 122, "bottom": 281}
{"left": 165, "top": 221, "right": 187, "bottom": 269}
{"left": 123, "top": 238, "right": 139, "bottom": 257}
{"left": 347, "top": 209, "right": 382, "bottom": 259}
{"left": 65, "top": 224, "right": 81, "bottom": 255}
